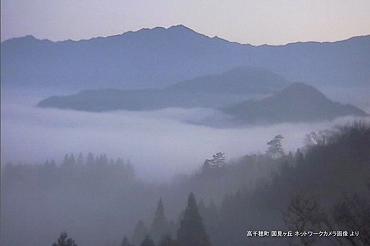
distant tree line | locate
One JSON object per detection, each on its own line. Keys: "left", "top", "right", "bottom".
{"left": 3, "top": 122, "right": 369, "bottom": 246}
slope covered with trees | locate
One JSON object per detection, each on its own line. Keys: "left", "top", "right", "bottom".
{"left": 2, "top": 122, "right": 369, "bottom": 246}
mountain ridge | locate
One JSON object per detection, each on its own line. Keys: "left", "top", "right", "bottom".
{"left": 3, "top": 25, "right": 369, "bottom": 46}
{"left": 2, "top": 25, "right": 370, "bottom": 90}
{"left": 37, "top": 67, "right": 288, "bottom": 111}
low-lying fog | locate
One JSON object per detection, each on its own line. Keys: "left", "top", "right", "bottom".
{"left": 1, "top": 88, "right": 369, "bottom": 180}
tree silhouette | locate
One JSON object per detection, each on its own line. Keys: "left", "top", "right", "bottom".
{"left": 132, "top": 220, "right": 149, "bottom": 246}
{"left": 62, "top": 154, "right": 76, "bottom": 167}
{"left": 332, "top": 192, "right": 370, "bottom": 245}
{"left": 266, "top": 135, "right": 284, "bottom": 158}
{"left": 158, "top": 235, "right": 177, "bottom": 246}
{"left": 52, "top": 232, "right": 77, "bottom": 246}
{"left": 77, "top": 153, "right": 84, "bottom": 165}
{"left": 177, "top": 193, "right": 211, "bottom": 246}
{"left": 283, "top": 194, "right": 330, "bottom": 246}
{"left": 203, "top": 152, "right": 226, "bottom": 170}
{"left": 86, "top": 152, "right": 95, "bottom": 165}
{"left": 140, "top": 236, "right": 155, "bottom": 246}
{"left": 121, "top": 236, "right": 133, "bottom": 246}
{"left": 150, "top": 198, "right": 170, "bottom": 243}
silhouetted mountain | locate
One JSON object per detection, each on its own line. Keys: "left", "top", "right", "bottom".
{"left": 2, "top": 25, "right": 370, "bottom": 90}
{"left": 166, "top": 67, "right": 288, "bottom": 94}
{"left": 223, "top": 83, "right": 368, "bottom": 124}
{"left": 37, "top": 67, "right": 288, "bottom": 111}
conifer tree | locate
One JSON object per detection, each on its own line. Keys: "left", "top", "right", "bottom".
{"left": 86, "top": 152, "right": 95, "bottom": 166}
{"left": 121, "top": 236, "right": 133, "bottom": 246}
{"left": 77, "top": 153, "right": 84, "bottom": 165}
{"left": 132, "top": 220, "right": 149, "bottom": 246}
{"left": 177, "top": 193, "right": 211, "bottom": 246}
{"left": 150, "top": 198, "right": 170, "bottom": 243}
{"left": 158, "top": 235, "right": 177, "bottom": 246}
{"left": 140, "top": 236, "right": 155, "bottom": 246}
{"left": 69, "top": 154, "right": 76, "bottom": 166}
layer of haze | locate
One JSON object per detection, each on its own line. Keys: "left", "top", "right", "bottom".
{"left": 1, "top": 0, "right": 370, "bottom": 45}
{"left": 2, "top": 90, "right": 368, "bottom": 181}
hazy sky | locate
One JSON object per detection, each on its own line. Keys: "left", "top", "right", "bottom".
{"left": 1, "top": 0, "right": 370, "bottom": 45}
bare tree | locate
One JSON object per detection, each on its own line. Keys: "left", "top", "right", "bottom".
{"left": 332, "top": 193, "right": 370, "bottom": 246}
{"left": 283, "top": 194, "right": 333, "bottom": 246}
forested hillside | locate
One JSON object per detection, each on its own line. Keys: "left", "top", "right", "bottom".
{"left": 2, "top": 122, "right": 369, "bottom": 246}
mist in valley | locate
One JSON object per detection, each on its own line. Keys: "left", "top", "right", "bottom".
{"left": 2, "top": 87, "right": 370, "bottom": 246}
{"left": 2, "top": 89, "right": 368, "bottom": 180}
{"left": 2, "top": 6, "right": 370, "bottom": 245}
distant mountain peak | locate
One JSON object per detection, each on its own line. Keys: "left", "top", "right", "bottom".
{"left": 166, "top": 66, "right": 288, "bottom": 94}
{"left": 223, "top": 83, "right": 367, "bottom": 125}
{"left": 135, "top": 24, "right": 197, "bottom": 35}
{"left": 22, "top": 35, "right": 37, "bottom": 40}
{"left": 2, "top": 25, "right": 370, "bottom": 90}
{"left": 2, "top": 34, "right": 38, "bottom": 44}
{"left": 276, "top": 82, "right": 328, "bottom": 102}
{"left": 168, "top": 24, "right": 193, "bottom": 31}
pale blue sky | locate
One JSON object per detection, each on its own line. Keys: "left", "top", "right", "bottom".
{"left": 1, "top": 0, "right": 370, "bottom": 45}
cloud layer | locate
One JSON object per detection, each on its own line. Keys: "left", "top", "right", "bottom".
{"left": 2, "top": 92, "right": 367, "bottom": 180}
